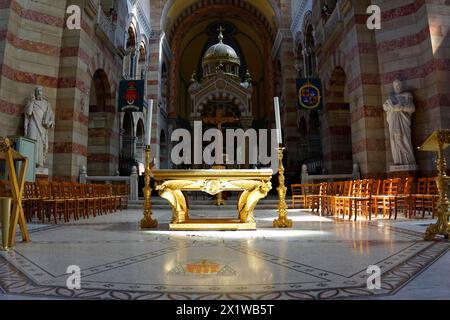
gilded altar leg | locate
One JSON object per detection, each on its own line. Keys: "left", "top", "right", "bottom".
{"left": 238, "top": 184, "right": 270, "bottom": 224}
{"left": 158, "top": 187, "right": 189, "bottom": 224}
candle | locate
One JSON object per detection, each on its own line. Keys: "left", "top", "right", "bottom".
{"left": 274, "top": 97, "right": 282, "bottom": 145}
{"left": 145, "top": 99, "right": 154, "bottom": 146}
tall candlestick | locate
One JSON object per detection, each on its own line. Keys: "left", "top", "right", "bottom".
{"left": 145, "top": 100, "right": 154, "bottom": 146}
{"left": 274, "top": 97, "right": 282, "bottom": 145}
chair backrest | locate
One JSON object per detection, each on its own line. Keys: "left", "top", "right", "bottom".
{"left": 416, "top": 178, "right": 428, "bottom": 194}
{"left": 301, "top": 184, "right": 315, "bottom": 195}
{"left": 329, "top": 182, "right": 339, "bottom": 195}
{"left": 351, "top": 180, "right": 362, "bottom": 196}
{"left": 37, "top": 180, "right": 52, "bottom": 199}
{"left": 381, "top": 179, "right": 391, "bottom": 194}
{"left": 333, "top": 181, "right": 344, "bottom": 196}
{"left": 71, "top": 182, "right": 82, "bottom": 198}
{"left": 291, "top": 184, "right": 302, "bottom": 196}
{"left": 108, "top": 184, "right": 114, "bottom": 196}
{"left": 86, "top": 184, "right": 95, "bottom": 197}
{"left": 399, "top": 177, "right": 414, "bottom": 195}
{"left": 389, "top": 178, "right": 401, "bottom": 195}
{"left": 79, "top": 183, "right": 89, "bottom": 197}
{"left": 427, "top": 178, "right": 437, "bottom": 195}
{"left": 114, "top": 183, "right": 129, "bottom": 196}
{"left": 319, "top": 182, "right": 328, "bottom": 196}
{"left": 61, "top": 182, "right": 74, "bottom": 198}
{"left": 51, "top": 182, "right": 64, "bottom": 199}
{"left": 23, "top": 182, "right": 35, "bottom": 199}
{"left": 344, "top": 180, "right": 353, "bottom": 196}
{"left": 371, "top": 180, "right": 382, "bottom": 195}
{"left": 360, "top": 179, "right": 373, "bottom": 197}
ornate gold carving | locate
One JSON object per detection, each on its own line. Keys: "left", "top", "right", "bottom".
{"left": 420, "top": 130, "right": 450, "bottom": 240}
{"left": 153, "top": 170, "right": 273, "bottom": 230}
{"left": 203, "top": 179, "right": 223, "bottom": 195}
{"left": 273, "top": 147, "right": 293, "bottom": 228}
{"left": 140, "top": 146, "right": 158, "bottom": 229}
{"left": 0, "top": 137, "right": 10, "bottom": 153}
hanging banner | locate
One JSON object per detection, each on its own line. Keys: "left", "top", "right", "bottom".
{"left": 296, "top": 78, "right": 322, "bottom": 110}
{"left": 118, "top": 80, "right": 145, "bottom": 112}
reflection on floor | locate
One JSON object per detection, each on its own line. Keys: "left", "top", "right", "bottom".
{"left": 0, "top": 208, "right": 448, "bottom": 300}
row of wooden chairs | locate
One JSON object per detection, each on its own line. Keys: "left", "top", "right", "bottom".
{"left": 0, "top": 180, "right": 129, "bottom": 224}
{"left": 291, "top": 177, "right": 439, "bottom": 221}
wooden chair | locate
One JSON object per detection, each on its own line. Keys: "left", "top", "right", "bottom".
{"left": 371, "top": 178, "right": 401, "bottom": 219}
{"left": 348, "top": 179, "right": 373, "bottom": 221}
{"left": 50, "top": 182, "right": 70, "bottom": 222}
{"left": 99, "top": 184, "right": 114, "bottom": 214}
{"left": 83, "top": 184, "right": 99, "bottom": 218}
{"left": 71, "top": 182, "right": 88, "bottom": 219}
{"left": 291, "top": 184, "right": 304, "bottom": 209}
{"left": 23, "top": 182, "right": 40, "bottom": 222}
{"left": 333, "top": 180, "right": 353, "bottom": 218}
{"left": 410, "top": 178, "right": 438, "bottom": 219}
{"left": 61, "top": 182, "right": 78, "bottom": 221}
{"left": 322, "top": 182, "right": 342, "bottom": 216}
{"left": 114, "top": 184, "right": 129, "bottom": 210}
{"left": 37, "top": 180, "right": 59, "bottom": 224}
{"left": 309, "top": 183, "right": 326, "bottom": 214}
{"left": 106, "top": 184, "right": 120, "bottom": 212}
{"left": 410, "top": 178, "right": 427, "bottom": 218}
{"left": 395, "top": 177, "right": 414, "bottom": 219}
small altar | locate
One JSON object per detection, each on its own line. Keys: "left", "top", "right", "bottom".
{"left": 152, "top": 169, "right": 273, "bottom": 230}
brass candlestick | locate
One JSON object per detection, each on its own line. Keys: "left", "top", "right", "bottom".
{"left": 424, "top": 131, "right": 450, "bottom": 240}
{"left": 273, "top": 145, "right": 293, "bottom": 228}
{"left": 140, "top": 145, "right": 158, "bottom": 229}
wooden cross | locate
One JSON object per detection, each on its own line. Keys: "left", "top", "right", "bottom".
{"left": 203, "top": 108, "right": 238, "bottom": 131}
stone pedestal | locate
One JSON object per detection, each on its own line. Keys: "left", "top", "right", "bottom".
{"left": 388, "top": 164, "right": 418, "bottom": 179}
{"left": 35, "top": 167, "right": 49, "bottom": 181}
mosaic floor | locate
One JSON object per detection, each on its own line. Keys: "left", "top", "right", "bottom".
{"left": 0, "top": 208, "right": 448, "bottom": 300}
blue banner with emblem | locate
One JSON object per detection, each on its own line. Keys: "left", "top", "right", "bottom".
{"left": 296, "top": 78, "right": 322, "bottom": 110}
{"left": 118, "top": 80, "right": 145, "bottom": 112}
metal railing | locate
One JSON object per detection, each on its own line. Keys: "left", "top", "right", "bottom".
{"left": 95, "top": 4, "right": 123, "bottom": 49}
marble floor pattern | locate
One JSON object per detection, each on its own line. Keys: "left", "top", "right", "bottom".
{"left": 0, "top": 207, "right": 448, "bottom": 300}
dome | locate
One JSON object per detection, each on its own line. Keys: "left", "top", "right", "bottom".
{"left": 203, "top": 31, "right": 241, "bottom": 67}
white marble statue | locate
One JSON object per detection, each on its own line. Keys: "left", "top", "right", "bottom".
{"left": 383, "top": 80, "right": 416, "bottom": 166}
{"left": 24, "top": 86, "right": 54, "bottom": 168}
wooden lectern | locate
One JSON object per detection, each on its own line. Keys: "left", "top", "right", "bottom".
{"left": 419, "top": 130, "right": 450, "bottom": 240}
{"left": 0, "top": 137, "right": 30, "bottom": 248}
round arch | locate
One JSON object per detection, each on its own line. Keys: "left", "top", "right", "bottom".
{"left": 160, "top": 0, "right": 280, "bottom": 36}
{"left": 165, "top": 1, "right": 276, "bottom": 118}
{"left": 87, "top": 70, "right": 116, "bottom": 176}
{"left": 322, "top": 67, "right": 353, "bottom": 174}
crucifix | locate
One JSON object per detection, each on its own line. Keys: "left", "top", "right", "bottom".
{"left": 203, "top": 107, "right": 238, "bottom": 206}
{"left": 203, "top": 107, "right": 238, "bottom": 132}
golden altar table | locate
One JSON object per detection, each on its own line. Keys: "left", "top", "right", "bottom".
{"left": 152, "top": 169, "right": 273, "bottom": 230}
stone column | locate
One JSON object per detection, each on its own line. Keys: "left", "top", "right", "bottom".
{"left": 273, "top": 28, "right": 300, "bottom": 183}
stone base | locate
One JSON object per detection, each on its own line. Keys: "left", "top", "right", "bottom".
{"left": 170, "top": 219, "right": 256, "bottom": 231}
{"left": 35, "top": 167, "right": 49, "bottom": 181}
{"left": 388, "top": 164, "right": 418, "bottom": 178}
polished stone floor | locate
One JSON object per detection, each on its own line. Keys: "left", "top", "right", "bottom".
{"left": 0, "top": 206, "right": 448, "bottom": 300}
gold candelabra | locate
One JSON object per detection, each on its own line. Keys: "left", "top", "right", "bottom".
{"left": 140, "top": 145, "right": 158, "bottom": 229}
{"left": 273, "top": 145, "right": 293, "bottom": 228}
{"left": 424, "top": 131, "right": 450, "bottom": 240}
